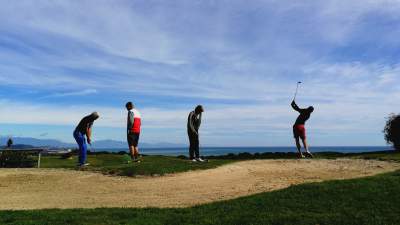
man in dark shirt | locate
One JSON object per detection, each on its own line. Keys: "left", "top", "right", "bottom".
{"left": 73, "top": 112, "right": 99, "bottom": 167}
{"left": 291, "top": 100, "right": 314, "bottom": 158}
{"left": 187, "top": 105, "right": 204, "bottom": 162}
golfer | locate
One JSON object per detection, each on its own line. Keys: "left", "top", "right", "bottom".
{"left": 291, "top": 100, "right": 314, "bottom": 158}
{"left": 73, "top": 112, "right": 99, "bottom": 167}
{"left": 126, "top": 102, "right": 142, "bottom": 162}
{"left": 187, "top": 105, "right": 204, "bottom": 162}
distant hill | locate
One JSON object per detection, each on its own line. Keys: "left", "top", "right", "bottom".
{"left": 0, "top": 144, "right": 35, "bottom": 149}
{"left": 0, "top": 136, "right": 184, "bottom": 150}
{"left": 0, "top": 137, "right": 73, "bottom": 148}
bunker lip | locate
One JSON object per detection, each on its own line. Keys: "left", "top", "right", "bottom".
{"left": 0, "top": 158, "right": 399, "bottom": 210}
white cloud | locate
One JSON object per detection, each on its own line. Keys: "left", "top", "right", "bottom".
{"left": 0, "top": 0, "right": 184, "bottom": 65}
{"left": 1, "top": 1, "right": 400, "bottom": 145}
{"left": 42, "top": 89, "right": 98, "bottom": 98}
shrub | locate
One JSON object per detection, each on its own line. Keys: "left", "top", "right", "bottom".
{"left": 0, "top": 150, "right": 36, "bottom": 168}
{"left": 383, "top": 113, "right": 400, "bottom": 151}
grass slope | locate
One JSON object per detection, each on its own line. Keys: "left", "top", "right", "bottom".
{"left": 40, "top": 154, "right": 233, "bottom": 177}
{"left": 1, "top": 151, "right": 399, "bottom": 224}
{"left": 1, "top": 169, "right": 399, "bottom": 225}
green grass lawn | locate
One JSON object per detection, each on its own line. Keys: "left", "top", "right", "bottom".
{"left": 1, "top": 169, "right": 399, "bottom": 225}
{"left": 1, "top": 151, "right": 399, "bottom": 224}
{"left": 38, "top": 150, "right": 400, "bottom": 178}
{"left": 39, "top": 154, "right": 234, "bottom": 177}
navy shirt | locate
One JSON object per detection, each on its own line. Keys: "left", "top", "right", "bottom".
{"left": 292, "top": 102, "right": 312, "bottom": 125}
{"left": 187, "top": 111, "right": 201, "bottom": 134}
{"left": 75, "top": 115, "right": 94, "bottom": 134}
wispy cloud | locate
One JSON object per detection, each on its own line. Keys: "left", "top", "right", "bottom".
{"left": 0, "top": 1, "right": 400, "bottom": 145}
{"left": 42, "top": 89, "right": 98, "bottom": 98}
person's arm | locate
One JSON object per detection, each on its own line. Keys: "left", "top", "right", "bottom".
{"left": 189, "top": 113, "right": 198, "bottom": 134}
{"left": 197, "top": 113, "right": 202, "bottom": 128}
{"left": 127, "top": 111, "right": 134, "bottom": 133}
{"left": 291, "top": 100, "right": 301, "bottom": 112}
{"left": 86, "top": 122, "right": 93, "bottom": 145}
{"left": 86, "top": 127, "right": 92, "bottom": 145}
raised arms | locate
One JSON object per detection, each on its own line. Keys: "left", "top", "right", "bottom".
{"left": 291, "top": 100, "right": 301, "bottom": 112}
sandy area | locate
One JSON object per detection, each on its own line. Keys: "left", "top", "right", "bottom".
{"left": 0, "top": 159, "right": 399, "bottom": 210}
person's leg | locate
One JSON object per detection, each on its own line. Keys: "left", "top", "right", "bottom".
{"left": 301, "top": 138, "right": 313, "bottom": 157}
{"left": 73, "top": 131, "right": 81, "bottom": 165}
{"left": 74, "top": 131, "right": 86, "bottom": 165}
{"left": 188, "top": 133, "right": 195, "bottom": 160}
{"left": 129, "top": 145, "right": 135, "bottom": 160}
{"left": 134, "top": 133, "right": 140, "bottom": 160}
{"left": 134, "top": 146, "right": 139, "bottom": 159}
{"left": 194, "top": 134, "right": 200, "bottom": 159}
{"left": 295, "top": 137, "right": 304, "bottom": 158}
{"left": 127, "top": 134, "right": 135, "bottom": 160}
{"left": 301, "top": 138, "right": 308, "bottom": 151}
{"left": 81, "top": 138, "right": 87, "bottom": 164}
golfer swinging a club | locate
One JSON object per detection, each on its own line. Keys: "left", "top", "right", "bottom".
{"left": 291, "top": 99, "right": 314, "bottom": 158}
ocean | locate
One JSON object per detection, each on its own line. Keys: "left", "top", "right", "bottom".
{"left": 100, "top": 146, "right": 394, "bottom": 156}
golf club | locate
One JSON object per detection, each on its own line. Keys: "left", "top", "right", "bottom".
{"left": 89, "top": 142, "right": 96, "bottom": 159}
{"left": 293, "top": 81, "right": 302, "bottom": 101}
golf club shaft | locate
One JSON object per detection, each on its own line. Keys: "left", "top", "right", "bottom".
{"left": 293, "top": 83, "right": 300, "bottom": 101}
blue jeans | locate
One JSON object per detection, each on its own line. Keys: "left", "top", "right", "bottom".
{"left": 73, "top": 131, "right": 87, "bottom": 165}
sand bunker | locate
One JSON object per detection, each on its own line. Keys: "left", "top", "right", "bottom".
{"left": 0, "top": 159, "right": 399, "bottom": 210}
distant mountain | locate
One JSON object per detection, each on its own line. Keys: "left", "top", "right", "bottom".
{"left": 0, "top": 136, "right": 184, "bottom": 150}
{"left": 0, "top": 144, "right": 35, "bottom": 149}
{"left": 0, "top": 137, "right": 74, "bottom": 148}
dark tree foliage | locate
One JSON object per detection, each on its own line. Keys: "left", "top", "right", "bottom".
{"left": 6, "top": 138, "right": 13, "bottom": 148}
{"left": 384, "top": 113, "right": 400, "bottom": 151}
{"left": 0, "top": 150, "right": 36, "bottom": 168}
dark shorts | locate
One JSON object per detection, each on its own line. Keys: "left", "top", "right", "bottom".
{"left": 293, "top": 124, "right": 306, "bottom": 139}
{"left": 127, "top": 132, "right": 140, "bottom": 147}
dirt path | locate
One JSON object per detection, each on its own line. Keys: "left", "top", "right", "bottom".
{"left": 0, "top": 159, "right": 399, "bottom": 210}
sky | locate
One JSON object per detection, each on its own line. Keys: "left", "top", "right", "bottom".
{"left": 0, "top": 0, "right": 400, "bottom": 146}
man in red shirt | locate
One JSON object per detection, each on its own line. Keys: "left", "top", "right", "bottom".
{"left": 126, "top": 102, "right": 142, "bottom": 162}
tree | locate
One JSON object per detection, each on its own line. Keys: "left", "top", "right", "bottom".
{"left": 383, "top": 114, "right": 400, "bottom": 151}
{"left": 6, "top": 138, "right": 13, "bottom": 149}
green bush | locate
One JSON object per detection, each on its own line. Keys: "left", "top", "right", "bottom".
{"left": 0, "top": 150, "right": 36, "bottom": 168}
{"left": 384, "top": 113, "right": 400, "bottom": 151}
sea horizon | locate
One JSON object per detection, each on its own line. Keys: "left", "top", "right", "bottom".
{"left": 94, "top": 146, "right": 394, "bottom": 156}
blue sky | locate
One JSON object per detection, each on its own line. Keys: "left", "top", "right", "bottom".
{"left": 0, "top": 0, "right": 400, "bottom": 146}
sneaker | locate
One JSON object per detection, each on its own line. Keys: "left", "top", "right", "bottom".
{"left": 133, "top": 158, "right": 141, "bottom": 163}
{"left": 298, "top": 153, "right": 305, "bottom": 159}
{"left": 305, "top": 151, "right": 314, "bottom": 158}
{"left": 196, "top": 158, "right": 205, "bottom": 162}
{"left": 191, "top": 159, "right": 197, "bottom": 162}
{"left": 78, "top": 163, "right": 90, "bottom": 167}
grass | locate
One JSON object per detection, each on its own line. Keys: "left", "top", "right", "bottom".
{"left": 39, "top": 154, "right": 234, "bottom": 177}
{"left": 38, "top": 150, "right": 400, "bottom": 178}
{"left": 1, "top": 151, "right": 399, "bottom": 224}
{"left": 1, "top": 168, "right": 399, "bottom": 225}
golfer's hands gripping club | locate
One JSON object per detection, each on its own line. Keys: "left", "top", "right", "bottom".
{"left": 87, "top": 138, "right": 92, "bottom": 145}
